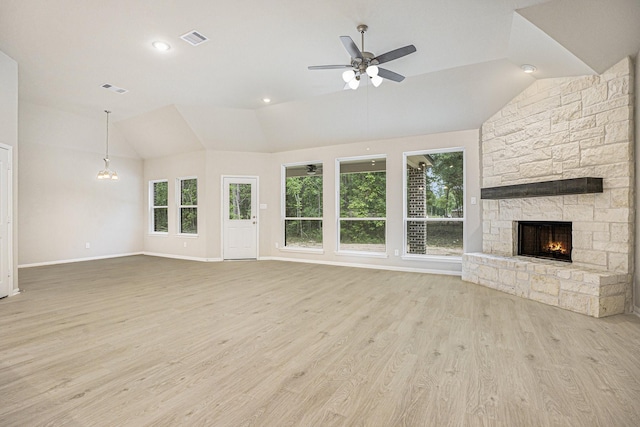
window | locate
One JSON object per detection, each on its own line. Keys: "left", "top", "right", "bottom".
{"left": 404, "top": 149, "right": 464, "bottom": 257}
{"left": 283, "top": 163, "right": 323, "bottom": 249}
{"left": 338, "top": 157, "right": 386, "bottom": 253}
{"left": 229, "top": 183, "right": 252, "bottom": 220}
{"left": 178, "top": 177, "right": 197, "bottom": 234}
{"left": 150, "top": 180, "right": 168, "bottom": 233}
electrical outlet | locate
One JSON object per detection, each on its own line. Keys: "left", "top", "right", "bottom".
{"left": 394, "top": 249, "right": 399, "bottom": 256}
{"left": 85, "top": 242, "right": 90, "bottom": 249}
{"left": 275, "top": 242, "right": 279, "bottom": 249}
{"left": 183, "top": 242, "right": 187, "bottom": 248}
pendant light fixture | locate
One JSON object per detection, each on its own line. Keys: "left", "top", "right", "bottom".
{"left": 97, "top": 110, "right": 118, "bottom": 180}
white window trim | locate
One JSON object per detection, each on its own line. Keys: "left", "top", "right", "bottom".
{"left": 336, "top": 155, "right": 388, "bottom": 256}
{"left": 281, "top": 162, "right": 324, "bottom": 251}
{"left": 176, "top": 176, "right": 198, "bottom": 236}
{"left": 402, "top": 148, "right": 466, "bottom": 258}
{"left": 149, "top": 179, "right": 168, "bottom": 235}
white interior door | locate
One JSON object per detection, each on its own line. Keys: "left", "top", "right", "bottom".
{"left": 223, "top": 177, "right": 258, "bottom": 260}
{"left": 0, "top": 145, "right": 12, "bottom": 298}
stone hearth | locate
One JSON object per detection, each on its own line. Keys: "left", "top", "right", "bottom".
{"left": 462, "top": 57, "right": 634, "bottom": 318}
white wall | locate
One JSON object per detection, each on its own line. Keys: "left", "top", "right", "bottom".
{"left": 0, "top": 50, "right": 18, "bottom": 292}
{"left": 142, "top": 129, "right": 481, "bottom": 275}
{"left": 18, "top": 103, "right": 144, "bottom": 266}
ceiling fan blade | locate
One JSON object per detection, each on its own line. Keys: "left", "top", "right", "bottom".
{"left": 308, "top": 65, "right": 353, "bottom": 70}
{"left": 378, "top": 67, "right": 405, "bottom": 82}
{"left": 340, "top": 36, "right": 362, "bottom": 59}
{"left": 373, "top": 45, "right": 416, "bottom": 64}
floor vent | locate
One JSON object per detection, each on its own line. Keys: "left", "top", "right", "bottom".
{"left": 180, "top": 30, "right": 209, "bottom": 46}
{"left": 101, "top": 83, "right": 128, "bottom": 94}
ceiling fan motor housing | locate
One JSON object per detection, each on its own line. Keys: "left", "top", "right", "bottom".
{"left": 353, "top": 52, "right": 379, "bottom": 74}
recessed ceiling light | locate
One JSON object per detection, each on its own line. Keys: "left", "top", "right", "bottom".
{"left": 152, "top": 41, "right": 171, "bottom": 51}
{"left": 262, "top": 98, "right": 271, "bottom": 103}
{"left": 521, "top": 64, "right": 537, "bottom": 74}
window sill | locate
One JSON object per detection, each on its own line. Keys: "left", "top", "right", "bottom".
{"left": 280, "top": 247, "right": 324, "bottom": 255}
{"left": 148, "top": 232, "right": 169, "bottom": 237}
{"left": 335, "top": 250, "right": 389, "bottom": 259}
{"left": 176, "top": 233, "right": 199, "bottom": 238}
{"left": 401, "top": 254, "right": 462, "bottom": 263}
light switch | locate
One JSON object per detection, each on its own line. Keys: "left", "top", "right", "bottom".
{"left": 260, "top": 204, "right": 267, "bottom": 210}
{"left": 471, "top": 197, "right": 477, "bottom": 205}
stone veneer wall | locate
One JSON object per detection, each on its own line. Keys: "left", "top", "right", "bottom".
{"left": 463, "top": 57, "right": 634, "bottom": 316}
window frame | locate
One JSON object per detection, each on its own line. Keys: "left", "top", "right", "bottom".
{"left": 402, "top": 147, "right": 465, "bottom": 261}
{"left": 336, "top": 155, "right": 388, "bottom": 258}
{"left": 176, "top": 176, "right": 198, "bottom": 236}
{"left": 149, "top": 179, "right": 169, "bottom": 235}
{"left": 281, "top": 162, "right": 324, "bottom": 253}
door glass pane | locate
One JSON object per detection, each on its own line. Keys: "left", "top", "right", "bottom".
{"left": 229, "top": 183, "right": 252, "bottom": 220}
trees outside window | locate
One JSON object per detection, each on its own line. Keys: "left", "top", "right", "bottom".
{"left": 178, "top": 177, "right": 197, "bottom": 234}
{"left": 284, "top": 164, "right": 322, "bottom": 248}
{"left": 405, "top": 150, "right": 464, "bottom": 256}
{"left": 338, "top": 157, "right": 386, "bottom": 253}
{"left": 228, "top": 183, "right": 252, "bottom": 220}
{"left": 150, "top": 180, "right": 168, "bottom": 233}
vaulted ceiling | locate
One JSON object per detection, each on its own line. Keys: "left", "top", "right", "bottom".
{"left": 1, "top": 0, "right": 639, "bottom": 158}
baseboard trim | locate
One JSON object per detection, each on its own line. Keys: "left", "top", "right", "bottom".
{"left": 142, "top": 252, "right": 222, "bottom": 263}
{"left": 265, "top": 256, "right": 462, "bottom": 276}
{"left": 18, "top": 252, "right": 461, "bottom": 276}
{"left": 11, "top": 288, "right": 20, "bottom": 296}
{"left": 19, "top": 252, "right": 144, "bottom": 269}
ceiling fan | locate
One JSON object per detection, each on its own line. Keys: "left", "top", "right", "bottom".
{"left": 308, "top": 24, "right": 416, "bottom": 90}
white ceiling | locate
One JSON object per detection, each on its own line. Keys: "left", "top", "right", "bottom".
{"left": 1, "top": 0, "right": 638, "bottom": 158}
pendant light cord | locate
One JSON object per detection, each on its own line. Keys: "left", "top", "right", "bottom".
{"left": 104, "top": 110, "right": 111, "bottom": 160}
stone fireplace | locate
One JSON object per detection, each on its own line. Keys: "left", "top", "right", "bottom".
{"left": 462, "top": 57, "right": 634, "bottom": 318}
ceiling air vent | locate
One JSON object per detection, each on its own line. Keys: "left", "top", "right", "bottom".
{"left": 101, "top": 83, "right": 128, "bottom": 94}
{"left": 180, "top": 30, "right": 209, "bottom": 46}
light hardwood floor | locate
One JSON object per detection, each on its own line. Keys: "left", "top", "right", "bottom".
{"left": 2, "top": 255, "right": 640, "bottom": 426}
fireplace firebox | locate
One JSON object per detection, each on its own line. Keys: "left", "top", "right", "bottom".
{"left": 518, "top": 221, "right": 572, "bottom": 262}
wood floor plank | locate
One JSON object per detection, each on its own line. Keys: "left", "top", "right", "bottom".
{"left": 1, "top": 255, "right": 640, "bottom": 426}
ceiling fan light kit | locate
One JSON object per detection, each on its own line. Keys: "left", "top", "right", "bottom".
{"left": 309, "top": 24, "right": 416, "bottom": 90}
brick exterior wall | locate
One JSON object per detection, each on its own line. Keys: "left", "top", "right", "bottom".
{"left": 407, "top": 167, "right": 427, "bottom": 254}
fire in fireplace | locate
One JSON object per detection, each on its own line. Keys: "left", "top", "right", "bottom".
{"left": 517, "top": 221, "right": 572, "bottom": 262}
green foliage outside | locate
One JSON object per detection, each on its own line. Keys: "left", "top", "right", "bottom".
{"left": 153, "top": 181, "right": 168, "bottom": 232}
{"left": 423, "top": 152, "right": 464, "bottom": 218}
{"left": 229, "top": 183, "right": 252, "bottom": 220}
{"left": 340, "top": 171, "right": 386, "bottom": 244}
{"left": 285, "top": 175, "right": 322, "bottom": 245}
{"left": 180, "top": 179, "right": 197, "bottom": 234}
